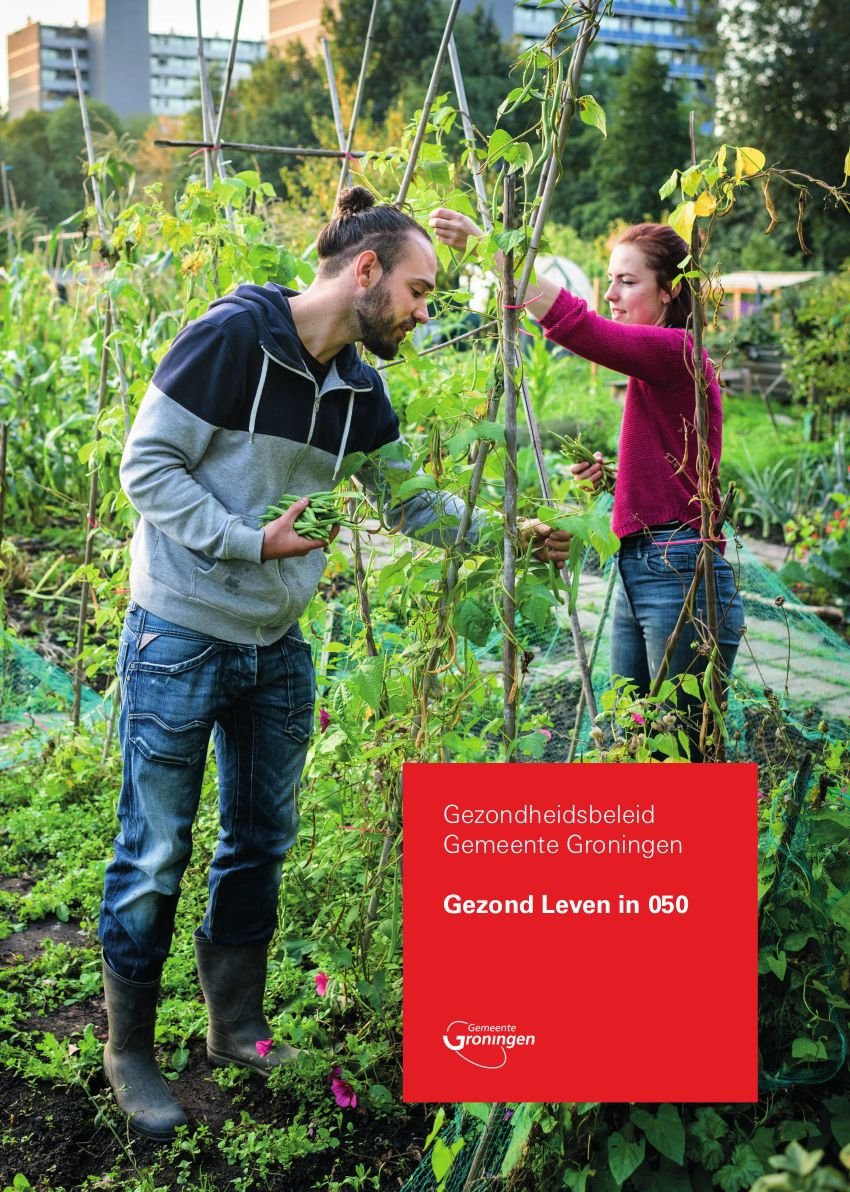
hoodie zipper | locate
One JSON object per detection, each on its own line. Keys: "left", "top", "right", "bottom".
{"left": 258, "top": 341, "right": 372, "bottom": 491}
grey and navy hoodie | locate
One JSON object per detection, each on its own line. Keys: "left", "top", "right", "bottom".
{"left": 121, "top": 282, "right": 477, "bottom": 645}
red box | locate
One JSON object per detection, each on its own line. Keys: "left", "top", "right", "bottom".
{"left": 403, "top": 762, "right": 758, "bottom": 1102}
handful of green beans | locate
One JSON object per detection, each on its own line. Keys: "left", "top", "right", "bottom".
{"left": 555, "top": 433, "right": 617, "bottom": 495}
{"left": 261, "top": 491, "right": 363, "bottom": 540}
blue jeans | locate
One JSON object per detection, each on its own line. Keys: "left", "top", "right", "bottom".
{"left": 611, "top": 525, "right": 745, "bottom": 713}
{"left": 100, "top": 604, "right": 315, "bottom": 983}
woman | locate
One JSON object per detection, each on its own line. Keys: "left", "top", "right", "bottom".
{"left": 430, "top": 210, "right": 745, "bottom": 752}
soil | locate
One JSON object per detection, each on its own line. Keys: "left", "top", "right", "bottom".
{"left": 0, "top": 917, "right": 429, "bottom": 1192}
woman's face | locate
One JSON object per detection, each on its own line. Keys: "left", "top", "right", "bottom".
{"left": 603, "top": 243, "right": 670, "bottom": 326}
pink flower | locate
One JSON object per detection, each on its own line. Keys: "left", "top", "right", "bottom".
{"left": 631, "top": 712, "right": 645, "bottom": 725}
{"left": 255, "top": 1038, "right": 274, "bottom": 1057}
{"left": 538, "top": 728, "right": 552, "bottom": 741}
{"left": 315, "top": 971, "right": 328, "bottom": 996}
{"left": 319, "top": 709, "right": 332, "bottom": 733}
{"left": 330, "top": 1065, "right": 357, "bottom": 1109}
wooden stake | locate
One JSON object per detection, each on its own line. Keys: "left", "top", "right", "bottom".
{"left": 154, "top": 138, "right": 365, "bottom": 160}
{"left": 72, "top": 305, "right": 112, "bottom": 729}
{"left": 501, "top": 172, "right": 519, "bottom": 752}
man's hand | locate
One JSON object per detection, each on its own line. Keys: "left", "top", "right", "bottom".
{"left": 570, "top": 452, "right": 605, "bottom": 493}
{"left": 261, "top": 497, "right": 339, "bottom": 560}
{"left": 518, "top": 518, "right": 572, "bottom": 566}
{"left": 429, "top": 208, "right": 485, "bottom": 253}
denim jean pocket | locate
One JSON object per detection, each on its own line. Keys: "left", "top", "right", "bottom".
{"left": 123, "top": 631, "right": 222, "bottom": 767}
{"left": 644, "top": 549, "right": 695, "bottom": 578}
{"left": 278, "top": 630, "right": 315, "bottom": 744}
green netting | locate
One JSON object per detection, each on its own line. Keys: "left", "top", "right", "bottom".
{"left": 401, "top": 1105, "right": 516, "bottom": 1192}
{"left": 510, "top": 534, "right": 850, "bottom": 758}
{"left": 0, "top": 628, "right": 105, "bottom": 766}
{"left": 401, "top": 537, "right": 850, "bottom": 1190}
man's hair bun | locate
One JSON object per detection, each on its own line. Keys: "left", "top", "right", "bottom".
{"left": 317, "top": 188, "right": 428, "bottom": 277}
{"left": 335, "top": 186, "right": 376, "bottom": 219}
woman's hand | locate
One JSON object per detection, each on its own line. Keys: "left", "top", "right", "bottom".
{"left": 570, "top": 452, "right": 605, "bottom": 493}
{"left": 518, "top": 518, "right": 572, "bottom": 566}
{"left": 429, "top": 208, "right": 485, "bottom": 253}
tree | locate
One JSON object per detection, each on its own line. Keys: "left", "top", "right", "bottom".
{"left": 323, "top": 0, "right": 516, "bottom": 133}
{"left": 713, "top": 0, "right": 850, "bottom": 267}
{"left": 551, "top": 48, "right": 691, "bottom": 240}
{"left": 2, "top": 100, "right": 123, "bottom": 234}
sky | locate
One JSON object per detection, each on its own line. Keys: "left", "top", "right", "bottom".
{"left": 1, "top": 1, "right": 269, "bottom": 111}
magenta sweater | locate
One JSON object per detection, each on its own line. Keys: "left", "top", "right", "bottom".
{"left": 538, "top": 288, "right": 723, "bottom": 544}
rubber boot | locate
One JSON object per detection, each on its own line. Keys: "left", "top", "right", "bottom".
{"left": 102, "top": 958, "right": 188, "bottom": 1141}
{"left": 194, "top": 935, "right": 299, "bottom": 1077}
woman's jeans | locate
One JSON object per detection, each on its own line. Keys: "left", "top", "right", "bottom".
{"left": 99, "top": 603, "right": 315, "bottom": 984}
{"left": 611, "top": 526, "right": 745, "bottom": 741}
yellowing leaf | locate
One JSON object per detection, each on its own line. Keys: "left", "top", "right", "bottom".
{"left": 844, "top": 147, "right": 850, "bottom": 181}
{"left": 716, "top": 144, "right": 727, "bottom": 175}
{"left": 738, "top": 146, "right": 765, "bottom": 177}
{"left": 668, "top": 201, "right": 696, "bottom": 244}
{"left": 694, "top": 192, "right": 717, "bottom": 217}
{"left": 578, "top": 95, "right": 607, "bottom": 137}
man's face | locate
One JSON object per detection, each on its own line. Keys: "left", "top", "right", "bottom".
{"left": 353, "top": 234, "right": 437, "bottom": 360}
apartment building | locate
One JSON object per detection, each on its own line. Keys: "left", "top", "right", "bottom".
{"left": 7, "top": 1, "right": 265, "bottom": 121}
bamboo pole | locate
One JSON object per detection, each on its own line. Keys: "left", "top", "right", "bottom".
{"left": 72, "top": 305, "right": 112, "bottom": 728}
{"left": 211, "top": 0, "right": 245, "bottom": 173}
{"left": 194, "top": 0, "right": 215, "bottom": 188}
{"left": 335, "top": 0, "right": 381, "bottom": 202}
{"left": 395, "top": 0, "right": 463, "bottom": 208}
{"left": 72, "top": 50, "right": 131, "bottom": 440}
{"left": 447, "top": 37, "right": 488, "bottom": 215}
{"left": 154, "top": 138, "right": 365, "bottom": 160}
{"left": 501, "top": 173, "right": 519, "bottom": 751}
{"left": 322, "top": 38, "right": 351, "bottom": 189}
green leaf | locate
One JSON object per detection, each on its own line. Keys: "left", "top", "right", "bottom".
{"left": 608, "top": 1131, "right": 646, "bottom": 1186}
{"left": 791, "top": 1037, "right": 828, "bottom": 1060}
{"left": 783, "top": 928, "right": 818, "bottom": 952}
{"left": 431, "top": 1137, "right": 453, "bottom": 1182}
{"left": 235, "top": 169, "right": 261, "bottom": 189}
{"left": 631, "top": 1105, "right": 685, "bottom": 1165}
{"left": 578, "top": 95, "right": 607, "bottom": 137}
{"left": 453, "top": 597, "right": 496, "bottom": 647}
{"left": 344, "top": 654, "right": 385, "bottom": 714}
{"left": 494, "top": 229, "right": 527, "bottom": 254}
{"left": 659, "top": 169, "right": 679, "bottom": 201}
{"left": 396, "top": 474, "right": 437, "bottom": 500}
{"left": 766, "top": 950, "right": 787, "bottom": 980}
{"left": 422, "top": 1101, "right": 443, "bottom": 1149}
{"left": 463, "top": 1102, "right": 492, "bottom": 1124}
{"left": 501, "top": 1104, "right": 536, "bottom": 1175}
{"left": 368, "top": 1083, "right": 393, "bottom": 1106}
{"left": 487, "top": 128, "right": 513, "bottom": 162}
{"left": 826, "top": 1096, "right": 850, "bottom": 1147}
{"left": 714, "top": 1144, "right": 764, "bottom": 1192}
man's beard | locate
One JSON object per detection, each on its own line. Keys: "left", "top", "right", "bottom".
{"left": 353, "top": 279, "right": 415, "bottom": 360}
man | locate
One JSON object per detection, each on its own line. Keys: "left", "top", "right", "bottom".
{"left": 99, "top": 188, "right": 568, "bottom": 1140}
